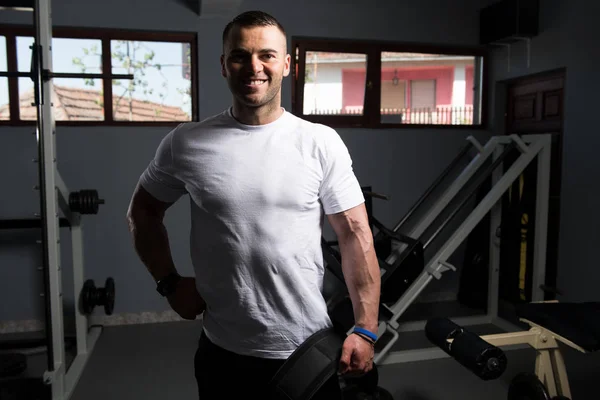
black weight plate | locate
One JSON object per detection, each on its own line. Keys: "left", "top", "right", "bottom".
{"left": 342, "top": 385, "right": 394, "bottom": 400}
{"left": 81, "top": 279, "right": 96, "bottom": 314}
{"left": 508, "top": 373, "right": 551, "bottom": 400}
{"left": 376, "top": 387, "right": 394, "bottom": 400}
{"left": 0, "top": 353, "right": 27, "bottom": 377}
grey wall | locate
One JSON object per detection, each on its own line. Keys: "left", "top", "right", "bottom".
{"left": 1, "top": 0, "right": 493, "bottom": 321}
{"left": 484, "top": 0, "right": 600, "bottom": 302}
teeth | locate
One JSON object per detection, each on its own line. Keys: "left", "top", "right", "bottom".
{"left": 249, "top": 80, "right": 266, "bottom": 85}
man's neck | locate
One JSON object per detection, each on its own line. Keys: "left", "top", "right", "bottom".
{"left": 232, "top": 102, "right": 283, "bottom": 126}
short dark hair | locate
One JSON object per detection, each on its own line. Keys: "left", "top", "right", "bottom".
{"left": 222, "top": 10, "right": 286, "bottom": 50}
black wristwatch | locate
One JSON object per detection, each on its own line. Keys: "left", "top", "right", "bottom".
{"left": 156, "top": 272, "right": 182, "bottom": 297}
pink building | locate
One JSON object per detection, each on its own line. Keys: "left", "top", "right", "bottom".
{"left": 303, "top": 52, "right": 477, "bottom": 124}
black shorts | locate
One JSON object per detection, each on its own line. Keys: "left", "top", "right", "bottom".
{"left": 194, "top": 330, "right": 343, "bottom": 399}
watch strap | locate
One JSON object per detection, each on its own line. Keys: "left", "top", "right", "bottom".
{"left": 156, "top": 272, "right": 181, "bottom": 297}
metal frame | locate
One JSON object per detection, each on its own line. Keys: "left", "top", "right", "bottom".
{"left": 1, "top": 1, "right": 102, "bottom": 399}
{"left": 372, "top": 133, "right": 552, "bottom": 365}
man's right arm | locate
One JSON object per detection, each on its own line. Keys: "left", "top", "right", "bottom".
{"left": 126, "top": 183, "right": 178, "bottom": 282}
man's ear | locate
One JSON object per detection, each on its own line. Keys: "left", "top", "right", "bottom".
{"left": 283, "top": 53, "right": 291, "bottom": 77}
{"left": 220, "top": 54, "right": 227, "bottom": 77}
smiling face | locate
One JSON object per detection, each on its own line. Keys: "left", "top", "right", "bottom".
{"left": 221, "top": 25, "right": 291, "bottom": 117}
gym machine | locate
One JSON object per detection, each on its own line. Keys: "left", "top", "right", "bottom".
{"left": 0, "top": 0, "right": 129, "bottom": 398}
{"left": 425, "top": 301, "right": 599, "bottom": 399}
{"left": 323, "top": 133, "right": 599, "bottom": 399}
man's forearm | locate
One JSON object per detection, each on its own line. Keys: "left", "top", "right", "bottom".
{"left": 339, "top": 231, "right": 381, "bottom": 334}
{"left": 128, "top": 215, "right": 177, "bottom": 282}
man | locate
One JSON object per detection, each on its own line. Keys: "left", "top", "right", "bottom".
{"left": 126, "top": 10, "right": 381, "bottom": 399}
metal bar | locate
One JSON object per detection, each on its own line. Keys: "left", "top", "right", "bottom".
{"left": 476, "top": 330, "right": 540, "bottom": 347}
{"left": 0, "top": 218, "right": 70, "bottom": 229}
{"left": 101, "top": 39, "right": 114, "bottom": 122}
{"left": 64, "top": 326, "right": 102, "bottom": 400}
{"left": 54, "top": 170, "right": 76, "bottom": 224}
{"left": 390, "top": 314, "right": 493, "bottom": 333}
{"left": 550, "top": 348, "right": 572, "bottom": 398}
{"left": 539, "top": 350, "right": 558, "bottom": 396}
{"left": 532, "top": 136, "right": 551, "bottom": 301}
{"left": 421, "top": 141, "right": 517, "bottom": 250}
{"left": 379, "top": 339, "right": 531, "bottom": 366}
{"left": 378, "top": 347, "right": 451, "bottom": 365}
{"left": 0, "top": 71, "right": 134, "bottom": 79}
{"left": 393, "top": 140, "right": 474, "bottom": 231}
{"left": 473, "top": 57, "right": 482, "bottom": 125}
{"left": 34, "top": 1, "right": 67, "bottom": 398}
{"left": 374, "top": 325, "right": 399, "bottom": 364}
{"left": 31, "top": 0, "right": 54, "bottom": 375}
{"left": 6, "top": 34, "right": 20, "bottom": 122}
{"left": 50, "top": 72, "right": 134, "bottom": 80}
{"left": 72, "top": 223, "right": 87, "bottom": 356}
{"left": 487, "top": 145, "right": 504, "bottom": 320}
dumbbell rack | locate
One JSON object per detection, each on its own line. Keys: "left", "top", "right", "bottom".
{"left": 0, "top": 1, "right": 109, "bottom": 399}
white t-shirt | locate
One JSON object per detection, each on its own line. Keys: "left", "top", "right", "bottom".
{"left": 138, "top": 107, "right": 364, "bottom": 359}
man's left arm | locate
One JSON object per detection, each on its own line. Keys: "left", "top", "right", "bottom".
{"left": 327, "top": 203, "right": 381, "bottom": 334}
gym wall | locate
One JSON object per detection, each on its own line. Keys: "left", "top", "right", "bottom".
{"left": 1, "top": 0, "right": 492, "bottom": 325}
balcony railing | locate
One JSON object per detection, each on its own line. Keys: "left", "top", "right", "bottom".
{"left": 305, "top": 106, "right": 474, "bottom": 125}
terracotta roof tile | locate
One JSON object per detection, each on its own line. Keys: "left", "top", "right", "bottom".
{"left": 0, "top": 84, "right": 190, "bottom": 122}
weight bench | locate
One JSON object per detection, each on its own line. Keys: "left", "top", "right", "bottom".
{"left": 426, "top": 300, "right": 600, "bottom": 399}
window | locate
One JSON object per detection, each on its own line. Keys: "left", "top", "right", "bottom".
{"left": 292, "top": 38, "right": 487, "bottom": 128}
{"left": 0, "top": 26, "right": 197, "bottom": 125}
{"left": 0, "top": 35, "right": 8, "bottom": 121}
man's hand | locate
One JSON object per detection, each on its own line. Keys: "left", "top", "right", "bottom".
{"left": 338, "top": 333, "right": 375, "bottom": 377}
{"left": 167, "top": 277, "right": 206, "bottom": 320}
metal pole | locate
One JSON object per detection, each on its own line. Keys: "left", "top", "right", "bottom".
{"left": 422, "top": 141, "right": 518, "bottom": 250}
{"left": 487, "top": 145, "right": 504, "bottom": 320}
{"left": 32, "top": 0, "right": 53, "bottom": 374}
{"left": 531, "top": 135, "right": 552, "bottom": 301}
{"left": 393, "top": 141, "right": 474, "bottom": 231}
{"left": 34, "top": 0, "right": 66, "bottom": 396}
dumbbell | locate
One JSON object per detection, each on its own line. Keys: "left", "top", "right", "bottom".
{"left": 341, "top": 365, "right": 394, "bottom": 400}
{"left": 81, "top": 277, "right": 115, "bottom": 315}
{"left": 69, "top": 189, "right": 105, "bottom": 215}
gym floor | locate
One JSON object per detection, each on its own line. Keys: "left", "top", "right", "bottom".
{"left": 3, "top": 300, "right": 599, "bottom": 400}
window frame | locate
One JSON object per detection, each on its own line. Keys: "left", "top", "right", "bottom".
{"left": 291, "top": 36, "right": 489, "bottom": 130}
{"left": 0, "top": 25, "right": 198, "bottom": 126}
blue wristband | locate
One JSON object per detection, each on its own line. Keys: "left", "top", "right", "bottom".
{"left": 353, "top": 327, "right": 377, "bottom": 342}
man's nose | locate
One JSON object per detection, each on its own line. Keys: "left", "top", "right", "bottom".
{"left": 247, "top": 55, "right": 263, "bottom": 73}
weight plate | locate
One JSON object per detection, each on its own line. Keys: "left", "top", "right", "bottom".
{"left": 81, "top": 279, "right": 96, "bottom": 315}
{"left": 0, "top": 353, "right": 27, "bottom": 377}
{"left": 342, "top": 385, "right": 394, "bottom": 400}
{"left": 507, "top": 373, "right": 551, "bottom": 400}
